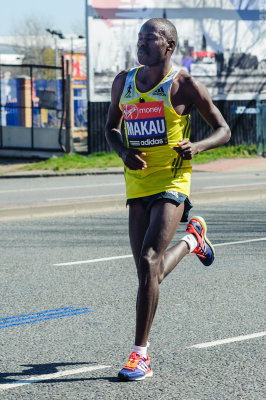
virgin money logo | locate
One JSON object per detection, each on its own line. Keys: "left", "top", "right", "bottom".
{"left": 122, "top": 104, "right": 139, "bottom": 120}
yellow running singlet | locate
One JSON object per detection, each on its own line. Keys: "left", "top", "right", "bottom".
{"left": 119, "top": 66, "right": 192, "bottom": 199}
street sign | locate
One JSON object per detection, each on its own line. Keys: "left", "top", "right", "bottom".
{"left": 231, "top": 106, "right": 262, "bottom": 114}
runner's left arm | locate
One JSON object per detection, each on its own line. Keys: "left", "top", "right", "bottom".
{"left": 173, "top": 78, "right": 231, "bottom": 160}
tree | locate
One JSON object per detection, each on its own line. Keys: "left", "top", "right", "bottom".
{"left": 11, "top": 14, "right": 65, "bottom": 79}
{"left": 11, "top": 14, "right": 53, "bottom": 65}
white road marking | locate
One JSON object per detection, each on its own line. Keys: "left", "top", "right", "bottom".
{"left": 189, "top": 331, "right": 266, "bottom": 349}
{"left": 0, "top": 182, "right": 124, "bottom": 194}
{"left": 53, "top": 237, "right": 266, "bottom": 266}
{"left": 0, "top": 365, "right": 111, "bottom": 391}
{"left": 54, "top": 254, "right": 133, "bottom": 266}
{"left": 48, "top": 193, "right": 125, "bottom": 201}
{"left": 204, "top": 182, "right": 266, "bottom": 189}
{"left": 214, "top": 237, "right": 266, "bottom": 247}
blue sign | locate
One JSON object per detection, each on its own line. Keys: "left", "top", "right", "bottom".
{"left": 231, "top": 106, "right": 261, "bottom": 115}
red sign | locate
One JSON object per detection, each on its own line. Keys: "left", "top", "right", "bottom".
{"left": 191, "top": 51, "right": 215, "bottom": 58}
{"left": 64, "top": 54, "right": 86, "bottom": 80}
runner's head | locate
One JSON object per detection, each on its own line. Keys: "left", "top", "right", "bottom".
{"left": 137, "top": 18, "right": 177, "bottom": 66}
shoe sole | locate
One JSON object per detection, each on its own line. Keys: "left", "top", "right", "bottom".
{"left": 118, "top": 370, "right": 153, "bottom": 381}
{"left": 192, "top": 216, "right": 215, "bottom": 265}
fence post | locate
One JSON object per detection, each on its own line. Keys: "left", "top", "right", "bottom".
{"left": 87, "top": 101, "right": 91, "bottom": 154}
{"left": 256, "top": 98, "right": 266, "bottom": 157}
{"left": 65, "top": 60, "right": 73, "bottom": 153}
{"left": 263, "top": 105, "right": 266, "bottom": 157}
{"left": 0, "top": 64, "right": 2, "bottom": 148}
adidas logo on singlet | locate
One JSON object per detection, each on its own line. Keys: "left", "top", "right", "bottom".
{"left": 152, "top": 87, "right": 166, "bottom": 96}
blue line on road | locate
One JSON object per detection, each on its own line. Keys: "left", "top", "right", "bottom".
{"left": 0, "top": 307, "right": 73, "bottom": 322}
{"left": 0, "top": 307, "right": 90, "bottom": 324}
{"left": 0, "top": 310, "right": 92, "bottom": 326}
{"left": 0, "top": 308, "right": 92, "bottom": 329}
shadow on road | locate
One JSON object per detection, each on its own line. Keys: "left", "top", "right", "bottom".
{"left": 0, "top": 362, "right": 96, "bottom": 384}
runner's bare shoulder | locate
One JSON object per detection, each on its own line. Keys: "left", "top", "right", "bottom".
{"left": 174, "top": 69, "right": 208, "bottom": 100}
{"left": 111, "top": 70, "right": 130, "bottom": 102}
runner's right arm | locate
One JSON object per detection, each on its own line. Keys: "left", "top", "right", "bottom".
{"left": 105, "top": 72, "right": 147, "bottom": 170}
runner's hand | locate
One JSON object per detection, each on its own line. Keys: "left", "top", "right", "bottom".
{"left": 120, "top": 148, "right": 147, "bottom": 170}
{"left": 173, "top": 139, "right": 198, "bottom": 160}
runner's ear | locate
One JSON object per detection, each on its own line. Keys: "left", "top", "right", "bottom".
{"left": 167, "top": 40, "right": 175, "bottom": 53}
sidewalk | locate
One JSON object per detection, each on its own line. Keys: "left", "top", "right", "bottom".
{"left": 0, "top": 156, "right": 266, "bottom": 178}
{"left": 192, "top": 157, "right": 266, "bottom": 173}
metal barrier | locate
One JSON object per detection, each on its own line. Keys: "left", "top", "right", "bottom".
{"left": 256, "top": 99, "right": 266, "bottom": 156}
{"left": 0, "top": 63, "right": 65, "bottom": 153}
{"left": 87, "top": 94, "right": 266, "bottom": 154}
{"left": 1, "top": 63, "right": 265, "bottom": 157}
{"left": 191, "top": 98, "right": 257, "bottom": 145}
{"left": 87, "top": 101, "right": 111, "bottom": 153}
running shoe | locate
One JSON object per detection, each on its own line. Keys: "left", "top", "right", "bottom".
{"left": 118, "top": 352, "right": 153, "bottom": 381}
{"left": 185, "top": 216, "right": 215, "bottom": 266}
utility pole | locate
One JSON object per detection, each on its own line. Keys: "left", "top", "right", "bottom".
{"left": 46, "top": 29, "right": 65, "bottom": 100}
{"left": 65, "top": 60, "right": 73, "bottom": 153}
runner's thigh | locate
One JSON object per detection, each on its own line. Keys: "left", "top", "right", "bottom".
{"left": 141, "top": 199, "right": 184, "bottom": 257}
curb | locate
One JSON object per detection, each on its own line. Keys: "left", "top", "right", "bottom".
{"left": 0, "top": 169, "right": 217, "bottom": 179}
{"left": 0, "top": 167, "right": 261, "bottom": 179}
{"left": 0, "top": 169, "right": 125, "bottom": 179}
{"left": 1, "top": 186, "right": 266, "bottom": 221}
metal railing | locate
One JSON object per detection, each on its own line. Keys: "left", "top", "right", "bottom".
{"left": 0, "top": 63, "right": 65, "bottom": 151}
{"left": 86, "top": 94, "right": 266, "bottom": 154}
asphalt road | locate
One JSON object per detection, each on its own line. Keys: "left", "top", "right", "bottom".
{"left": 0, "top": 200, "right": 265, "bottom": 399}
{"left": 0, "top": 170, "right": 266, "bottom": 206}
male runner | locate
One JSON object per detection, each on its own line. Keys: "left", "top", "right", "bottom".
{"left": 105, "top": 18, "right": 231, "bottom": 381}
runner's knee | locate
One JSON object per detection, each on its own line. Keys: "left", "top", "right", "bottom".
{"left": 138, "top": 248, "right": 163, "bottom": 285}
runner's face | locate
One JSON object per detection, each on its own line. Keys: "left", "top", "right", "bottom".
{"left": 137, "top": 23, "right": 169, "bottom": 66}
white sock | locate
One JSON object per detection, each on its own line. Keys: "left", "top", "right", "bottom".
{"left": 181, "top": 234, "right": 198, "bottom": 253}
{"left": 133, "top": 344, "right": 147, "bottom": 357}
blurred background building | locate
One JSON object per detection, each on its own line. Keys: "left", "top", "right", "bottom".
{"left": 0, "top": 0, "right": 265, "bottom": 157}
